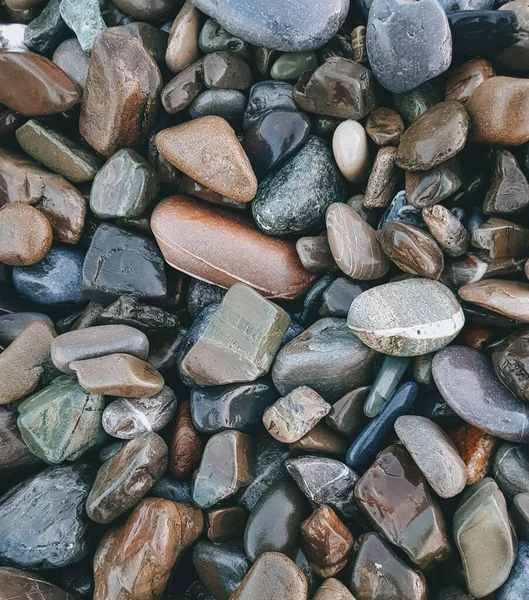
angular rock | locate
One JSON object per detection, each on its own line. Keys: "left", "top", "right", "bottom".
{"left": 471, "top": 217, "right": 529, "bottom": 259}
{"left": 319, "top": 277, "right": 367, "bottom": 319}
{"left": 199, "top": 17, "right": 250, "bottom": 58}
{"left": 290, "top": 422, "right": 349, "bottom": 457}
{"left": 493, "top": 329, "right": 529, "bottom": 402}
{"left": 449, "top": 423, "right": 497, "bottom": 485}
{"left": 243, "top": 81, "right": 296, "bottom": 130}
{"left": 459, "top": 280, "right": 529, "bottom": 323}
{"left": 59, "top": 0, "right": 105, "bottom": 52}
{"left": 483, "top": 150, "right": 529, "bottom": 215}
{"left": 206, "top": 506, "right": 248, "bottom": 542}
{"left": 23, "top": 0, "right": 68, "bottom": 54}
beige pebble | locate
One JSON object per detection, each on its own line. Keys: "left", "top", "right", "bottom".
{"left": 332, "top": 120, "right": 370, "bottom": 183}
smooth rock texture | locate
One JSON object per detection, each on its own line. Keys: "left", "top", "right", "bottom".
{"left": 296, "top": 235, "right": 339, "bottom": 274}
{"left": 161, "top": 58, "right": 205, "bottom": 114}
{"left": 497, "top": 542, "right": 529, "bottom": 600}
{"left": 326, "top": 386, "right": 369, "bottom": 438}
{"left": 290, "top": 422, "right": 349, "bottom": 457}
{"left": 493, "top": 443, "right": 529, "bottom": 499}
{"left": 202, "top": 50, "right": 252, "bottom": 90}
{"left": 206, "top": 507, "right": 248, "bottom": 542}
{"left": 169, "top": 399, "right": 203, "bottom": 479}
{"left": 0, "top": 203, "right": 52, "bottom": 266}
{"left": 0, "top": 568, "right": 76, "bottom": 600}
{"left": 493, "top": 329, "right": 529, "bottom": 402}
{"left": 471, "top": 217, "right": 529, "bottom": 259}
{"left": 189, "top": 89, "right": 247, "bottom": 125}
{"left": 513, "top": 493, "right": 529, "bottom": 540}
{"left": 52, "top": 38, "right": 89, "bottom": 89}
{"left": 406, "top": 159, "right": 464, "bottom": 209}
{"left": 319, "top": 278, "right": 367, "bottom": 319}
{"left": 199, "top": 18, "right": 251, "bottom": 58}
{"left": 166, "top": 1, "right": 201, "bottom": 72}
{"left": 445, "top": 58, "right": 495, "bottom": 104}
{"left": 271, "top": 51, "right": 318, "bottom": 81}
{"left": 483, "top": 150, "right": 529, "bottom": 215}
{"left": 423, "top": 204, "right": 470, "bottom": 258}
{"left": 243, "top": 81, "right": 297, "bottom": 130}
{"left": 348, "top": 279, "right": 464, "bottom": 356}
{"left": 313, "top": 578, "right": 355, "bottom": 600}
{"left": 332, "top": 120, "right": 370, "bottom": 183}
{"left": 363, "top": 355, "right": 410, "bottom": 418}
{"left": 366, "top": 107, "right": 404, "bottom": 146}
{"left": 459, "top": 280, "right": 529, "bottom": 323}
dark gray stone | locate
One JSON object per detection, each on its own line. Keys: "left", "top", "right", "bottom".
{"left": 189, "top": 89, "right": 247, "bottom": 126}
{"left": 497, "top": 542, "right": 529, "bottom": 600}
{"left": 24, "top": 0, "right": 69, "bottom": 54}
{"left": 0, "top": 312, "right": 54, "bottom": 347}
{"left": 187, "top": 279, "right": 226, "bottom": 321}
{"left": 243, "top": 81, "right": 297, "bottom": 131}
{"left": 199, "top": 18, "right": 251, "bottom": 59}
{"left": 493, "top": 442, "right": 529, "bottom": 499}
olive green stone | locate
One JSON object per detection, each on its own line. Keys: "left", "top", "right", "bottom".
{"left": 393, "top": 78, "right": 443, "bottom": 127}
{"left": 15, "top": 119, "right": 102, "bottom": 184}
{"left": 271, "top": 52, "right": 318, "bottom": 81}
{"left": 17, "top": 375, "right": 106, "bottom": 464}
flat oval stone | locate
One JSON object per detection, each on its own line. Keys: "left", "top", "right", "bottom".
{"left": 0, "top": 464, "right": 95, "bottom": 569}
{"left": 151, "top": 195, "right": 315, "bottom": 300}
{"left": 497, "top": 542, "right": 529, "bottom": 600}
{"left": 252, "top": 136, "right": 345, "bottom": 236}
{"left": 366, "top": 107, "right": 404, "bottom": 146}
{"left": 51, "top": 325, "right": 149, "bottom": 374}
{"left": 272, "top": 317, "right": 379, "bottom": 402}
{"left": 366, "top": 0, "right": 451, "bottom": 94}
{"left": 332, "top": 120, "right": 370, "bottom": 183}
{"left": 348, "top": 279, "right": 464, "bottom": 356}
{"left": 189, "top": 0, "right": 348, "bottom": 52}
{"left": 396, "top": 101, "right": 469, "bottom": 171}
{"left": 459, "top": 280, "right": 529, "bottom": 322}
{"left": 326, "top": 203, "right": 390, "bottom": 280}
{"left": 243, "top": 81, "right": 296, "bottom": 131}
{"left": 313, "top": 578, "right": 355, "bottom": 600}
{"left": 0, "top": 49, "right": 80, "bottom": 116}
{"left": 0, "top": 203, "right": 52, "bottom": 266}
{"left": 0, "top": 567, "right": 75, "bottom": 600}
{"left": 493, "top": 329, "right": 529, "bottom": 402}
{"left": 52, "top": 38, "right": 89, "bottom": 89}
{"left": 493, "top": 442, "right": 529, "bottom": 499}
{"left": 432, "top": 345, "right": 529, "bottom": 443}
{"left": 169, "top": 399, "right": 203, "bottom": 479}
{"left": 17, "top": 374, "right": 105, "bottom": 464}
{"left": 423, "top": 204, "right": 470, "bottom": 258}
{"left": 395, "top": 415, "right": 467, "bottom": 498}
{"left": 0, "top": 404, "right": 41, "bottom": 474}
{"left": 79, "top": 30, "right": 162, "bottom": 157}
{"left": 86, "top": 432, "right": 168, "bottom": 524}
{"left": 166, "top": 1, "right": 201, "bottom": 73}
{"left": 102, "top": 386, "right": 177, "bottom": 439}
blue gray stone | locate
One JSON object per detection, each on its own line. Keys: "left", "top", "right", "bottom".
{"left": 497, "top": 542, "right": 529, "bottom": 599}
{"left": 60, "top": 0, "right": 106, "bottom": 53}
{"left": 189, "top": 89, "right": 247, "bottom": 126}
{"left": 378, "top": 191, "right": 425, "bottom": 230}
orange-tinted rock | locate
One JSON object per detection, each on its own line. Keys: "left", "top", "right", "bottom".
{"left": 155, "top": 117, "right": 257, "bottom": 202}
{"left": 80, "top": 31, "right": 162, "bottom": 157}
{"left": 456, "top": 326, "right": 493, "bottom": 351}
{"left": 290, "top": 422, "right": 349, "bottom": 458}
{"left": 449, "top": 423, "right": 498, "bottom": 485}
{"left": 445, "top": 59, "right": 495, "bottom": 104}
{"left": 93, "top": 498, "right": 203, "bottom": 600}
{"left": 0, "top": 203, "right": 52, "bottom": 266}
{"left": 166, "top": 2, "right": 201, "bottom": 73}
{"left": 0, "top": 49, "right": 80, "bottom": 116}
{"left": 151, "top": 195, "right": 315, "bottom": 300}
{"left": 169, "top": 399, "right": 203, "bottom": 479}
{"left": 365, "top": 107, "right": 404, "bottom": 146}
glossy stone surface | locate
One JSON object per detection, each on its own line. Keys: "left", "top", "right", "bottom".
{"left": 22, "top": 0, "right": 67, "bottom": 60}
{"left": 272, "top": 317, "right": 379, "bottom": 402}
{"left": 193, "top": 430, "right": 253, "bottom": 509}
{"left": 449, "top": 423, "right": 497, "bottom": 485}
{"left": 454, "top": 478, "right": 517, "bottom": 598}
{"left": 326, "top": 386, "right": 369, "bottom": 437}
{"left": 252, "top": 136, "right": 344, "bottom": 237}
{"left": 0, "top": 567, "right": 76, "bottom": 600}
{"left": 296, "top": 235, "right": 339, "bottom": 274}
{"left": 290, "top": 421, "right": 349, "bottom": 457}
{"left": 493, "top": 329, "right": 529, "bottom": 402}
{"left": 355, "top": 443, "right": 451, "bottom": 569}
{"left": 199, "top": 17, "right": 250, "bottom": 58}
{"left": 169, "top": 399, "right": 203, "bottom": 479}
{"left": 471, "top": 217, "right": 529, "bottom": 259}
{"left": 459, "top": 280, "right": 529, "bottom": 323}
{"left": 166, "top": 2, "right": 201, "bottom": 72}
{"left": 332, "top": 120, "right": 370, "bottom": 184}
{"left": 364, "top": 355, "right": 411, "bottom": 418}
{"left": 82, "top": 223, "right": 167, "bottom": 304}
{"left": 93, "top": 498, "right": 203, "bottom": 600}
{"left": 161, "top": 58, "right": 206, "bottom": 114}
{"left": 423, "top": 204, "right": 470, "bottom": 258}
{"left": 348, "top": 279, "right": 464, "bottom": 356}
{"left": 202, "top": 50, "right": 251, "bottom": 90}
{"left": 0, "top": 464, "right": 95, "bottom": 569}
{"left": 433, "top": 345, "right": 529, "bottom": 442}
{"left": 0, "top": 404, "right": 41, "bottom": 474}
{"left": 189, "top": 89, "right": 247, "bottom": 125}
{"left": 445, "top": 58, "right": 495, "bottom": 104}
{"left": 206, "top": 506, "right": 248, "bottom": 542}
{"left": 243, "top": 81, "right": 297, "bottom": 130}
{"left": 86, "top": 432, "right": 168, "bottom": 524}
{"left": 483, "top": 150, "right": 529, "bottom": 215}
{"left": 363, "top": 146, "right": 400, "bottom": 209}
{"left": 493, "top": 443, "right": 529, "bottom": 499}
{"left": 406, "top": 159, "right": 464, "bottom": 209}
{"left": 319, "top": 277, "right": 367, "bottom": 319}
{"left": 98, "top": 296, "right": 180, "bottom": 336}
{"left": 366, "top": 107, "right": 405, "bottom": 146}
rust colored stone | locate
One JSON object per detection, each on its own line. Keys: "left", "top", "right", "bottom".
{"left": 445, "top": 59, "right": 495, "bottom": 104}
{"left": 0, "top": 567, "right": 75, "bottom": 600}
{"left": 206, "top": 506, "right": 248, "bottom": 542}
{"left": 169, "top": 399, "right": 203, "bottom": 479}
{"left": 290, "top": 422, "right": 349, "bottom": 458}
{"left": 459, "top": 279, "right": 529, "bottom": 323}
{"left": 151, "top": 195, "right": 315, "bottom": 300}
{"left": 456, "top": 326, "right": 493, "bottom": 352}
{"left": 449, "top": 423, "right": 497, "bottom": 485}
{"left": 0, "top": 203, "right": 52, "bottom": 266}
{"left": 365, "top": 107, "right": 404, "bottom": 146}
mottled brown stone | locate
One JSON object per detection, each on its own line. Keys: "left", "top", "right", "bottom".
{"left": 296, "top": 234, "right": 339, "bottom": 274}
{"left": 313, "top": 578, "right": 356, "bottom": 600}
{"left": 0, "top": 404, "right": 42, "bottom": 474}
{"left": 166, "top": 1, "right": 201, "bottom": 73}
{"left": 405, "top": 158, "right": 463, "bottom": 209}
{"left": 151, "top": 195, "right": 315, "bottom": 300}
{"left": 290, "top": 422, "right": 350, "bottom": 458}
{"left": 363, "top": 146, "right": 401, "bottom": 209}
{"left": 169, "top": 399, "right": 203, "bottom": 479}
{"left": 0, "top": 567, "right": 75, "bottom": 600}
{"left": 161, "top": 58, "right": 205, "bottom": 114}
{"left": 456, "top": 326, "right": 493, "bottom": 352}
{"left": 448, "top": 423, "right": 497, "bottom": 485}
{"left": 445, "top": 59, "right": 495, "bottom": 104}
{"left": 366, "top": 107, "right": 404, "bottom": 146}
{"left": 471, "top": 217, "right": 529, "bottom": 259}
{"left": 206, "top": 506, "right": 248, "bottom": 542}
{"left": 422, "top": 204, "right": 470, "bottom": 258}
{"left": 93, "top": 498, "right": 203, "bottom": 600}
{"left": 459, "top": 279, "right": 529, "bottom": 323}
{"left": 0, "top": 203, "right": 52, "bottom": 266}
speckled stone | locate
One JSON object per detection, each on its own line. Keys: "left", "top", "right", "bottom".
{"left": 59, "top": 0, "right": 105, "bottom": 52}
{"left": 363, "top": 146, "right": 400, "bottom": 209}
{"left": 483, "top": 150, "right": 529, "bottom": 215}
{"left": 423, "top": 204, "right": 470, "bottom": 258}
{"left": 332, "top": 120, "right": 370, "bottom": 183}
{"left": 459, "top": 280, "right": 529, "bottom": 323}
{"left": 366, "top": 107, "right": 405, "bottom": 146}
{"left": 348, "top": 279, "right": 464, "bottom": 356}
{"left": 23, "top": 0, "right": 68, "bottom": 54}
{"left": 406, "top": 159, "right": 464, "bottom": 209}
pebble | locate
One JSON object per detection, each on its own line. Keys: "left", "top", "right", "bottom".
{"left": 98, "top": 295, "right": 179, "bottom": 335}
{"left": 497, "top": 542, "right": 529, "bottom": 599}
{"left": 432, "top": 345, "right": 529, "bottom": 442}
{"left": 326, "top": 386, "right": 369, "bottom": 438}
{"left": 513, "top": 493, "right": 529, "bottom": 539}
{"left": 290, "top": 421, "right": 349, "bottom": 457}
{"left": 366, "top": 0, "right": 452, "bottom": 93}
{"left": 423, "top": 204, "right": 470, "bottom": 258}
{"left": 0, "top": 567, "right": 75, "bottom": 600}
{"left": 366, "top": 107, "right": 405, "bottom": 146}
{"left": 166, "top": 2, "right": 201, "bottom": 73}
{"left": 453, "top": 478, "right": 517, "bottom": 598}
{"left": 493, "top": 329, "right": 529, "bottom": 402}
{"left": 193, "top": 430, "right": 254, "bottom": 509}
{"left": 102, "top": 386, "right": 177, "bottom": 439}
{"left": 493, "top": 442, "right": 529, "bottom": 498}
{"left": 363, "top": 146, "right": 400, "bottom": 209}
{"left": 406, "top": 159, "right": 464, "bottom": 209}
{"left": 483, "top": 150, "right": 529, "bottom": 214}
{"left": 296, "top": 234, "right": 339, "bottom": 274}
{"left": 348, "top": 279, "right": 464, "bottom": 356}
{"left": 363, "top": 355, "right": 411, "bottom": 417}
{"left": 243, "top": 81, "right": 297, "bottom": 130}
{"left": 206, "top": 506, "right": 248, "bottom": 542}
{"left": 52, "top": 38, "right": 89, "bottom": 89}
{"left": 190, "top": 89, "right": 247, "bottom": 125}
{"left": 0, "top": 464, "right": 95, "bottom": 569}
{"left": 496, "top": 0, "right": 529, "bottom": 72}
{"left": 253, "top": 136, "right": 344, "bottom": 236}
{"left": 199, "top": 18, "right": 250, "bottom": 58}
{"left": 319, "top": 277, "right": 367, "bottom": 318}
{"left": 355, "top": 443, "right": 451, "bottom": 569}
{"left": 378, "top": 190, "right": 424, "bottom": 230}
{"left": 161, "top": 58, "right": 205, "bottom": 113}
{"left": 459, "top": 280, "right": 529, "bottom": 322}
{"left": 271, "top": 51, "right": 318, "bottom": 81}
{"left": 169, "top": 399, "right": 203, "bottom": 479}
{"left": 332, "top": 120, "right": 370, "bottom": 183}
{"left": 23, "top": 0, "right": 68, "bottom": 54}
{"left": 59, "top": 0, "right": 105, "bottom": 53}
{"left": 313, "top": 578, "right": 355, "bottom": 600}
{"left": 471, "top": 217, "right": 529, "bottom": 259}
{"left": 17, "top": 374, "right": 105, "bottom": 464}
{"left": 272, "top": 317, "right": 379, "bottom": 402}
{"left": 394, "top": 79, "right": 443, "bottom": 127}
{"left": 445, "top": 58, "right": 496, "bottom": 104}
{"left": 203, "top": 51, "right": 252, "bottom": 90}
{"left": 0, "top": 404, "right": 41, "bottom": 474}
{"left": 449, "top": 423, "right": 497, "bottom": 485}
{"left": 0, "top": 203, "right": 52, "bottom": 266}
{"left": 86, "top": 431, "right": 168, "bottom": 524}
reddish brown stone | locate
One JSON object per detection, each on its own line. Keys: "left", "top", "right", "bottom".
{"left": 448, "top": 423, "right": 497, "bottom": 485}
{"left": 365, "top": 107, "right": 404, "bottom": 146}
{"left": 0, "top": 203, "right": 52, "bottom": 266}
{"left": 290, "top": 422, "right": 349, "bottom": 458}
{"left": 169, "top": 399, "right": 203, "bottom": 479}
{"left": 445, "top": 59, "right": 495, "bottom": 104}
{"left": 456, "top": 326, "right": 493, "bottom": 351}
{"left": 459, "top": 279, "right": 529, "bottom": 322}
{"left": 0, "top": 567, "right": 74, "bottom": 600}
{"left": 206, "top": 506, "right": 248, "bottom": 542}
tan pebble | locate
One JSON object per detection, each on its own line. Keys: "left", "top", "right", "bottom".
{"left": 0, "top": 203, "right": 52, "bottom": 266}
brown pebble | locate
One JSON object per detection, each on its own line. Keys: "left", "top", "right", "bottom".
{"left": 169, "top": 399, "right": 203, "bottom": 479}
{"left": 0, "top": 203, "right": 52, "bottom": 266}
{"left": 71, "top": 353, "right": 164, "bottom": 397}
{"left": 363, "top": 146, "right": 401, "bottom": 209}
{"left": 203, "top": 51, "right": 252, "bottom": 90}
{"left": 166, "top": 1, "right": 201, "bottom": 73}
{"left": 422, "top": 204, "right": 470, "bottom": 258}
{"left": 352, "top": 25, "right": 367, "bottom": 64}
{"left": 449, "top": 424, "right": 497, "bottom": 485}
{"left": 405, "top": 158, "right": 464, "bottom": 209}
{"left": 456, "top": 326, "right": 494, "bottom": 352}
{"left": 459, "top": 279, "right": 529, "bottom": 322}
{"left": 365, "top": 107, "right": 405, "bottom": 146}
{"left": 290, "top": 422, "right": 350, "bottom": 458}
{"left": 483, "top": 150, "right": 529, "bottom": 215}
{"left": 161, "top": 58, "right": 205, "bottom": 114}
{"left": 296, "top": 234, "right": 339, "bottom": 274}
{"left": 471, "top": 217, "right": 529, "bottom": 259}
{"left": 206, "top": 506, "right": 248, "bottom": 542}
{"left": 445, "top": 58, "right": 496, "bottom": 104}
{"left": 313, "top": 578, "right": 356, "bottom": 600}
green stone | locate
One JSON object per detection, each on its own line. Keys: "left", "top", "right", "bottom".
{"left": 393, "top": 79, "right": 443, "bottom": 127}
{"left": 271, "top": 52, "right": 319, "bottom": 81}
{"left": 364, "top": 355, "right": 411, "bottom": 418}
{"left": 17, "top": 375, "right": 106, "bottom": 464}
{"left": 15, "top": 119, "right": 102, "bottom": 184}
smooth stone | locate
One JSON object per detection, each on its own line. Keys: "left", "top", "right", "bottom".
{"left": 243, "top": 81, "right": 296, "bottom": 131}
{"left": 442, "top": 253, "right": 526, "bottom": 288}
{"left": 0, "top": 203, "right": 52, "bottom": 267}
{"left": 51, "top": 324, "right": 149, "bottom": 374}
{"left": 59, "top": 0, "right": 105, "bottom": 52}
{"left": 326, "top": 386, "right": 369, "bottom": 438}
{"left": 285, "top": 456, "right": 359, "bottom": 523}
{"left": 156, "top": 117, "right": 257, "bottom": 203}
{"left": 513, "top": 494, "right": 529, "bottom": 540}
{"left": 93, "top": 498, "right": 203, "bottom": 600}
{"left": 161, "top": 58, "right": 206, "bottom": 113}
{"left": 199, "top": 17, "right": 250, "bottom": 59}
{"left": 193, "top": 541, "right": 251, "bottom": 600}
{"left": 111, "top": 22, "right": 168, "bottom": 67}
{"left": 23, "top": 0, "right": 68, "bottom": 54}
{"left": 206, "top": 506, "right": 248, "bottom": 541}
{"left": 483, "top": 150, "right": 529, "bottom": 215}
{"left": 86, "top": 431, "right": 168, "bottom": 524}
{"left": 326, "top": 204, "right": 390, "bottom": 280}
{"left": 423, "top": 204, "right": 470, "bottom": 258}
{"left": 290, "top": 421, "right": 349, "bottom": 457}
{"left": 191, "top": 380, "right": 277, "bottom": 433}
{"left": 449, "top": 423, "right": 497, "bottom": 485}
{"left": 150, "top": 476, "right": 193, "bottom": 504}
{"left": 367, "top": 0, "right": 451, "bottom": 94}
{"left": 493, "top": 329, "right": 529, "bottom": 402}
{"left": 300, "top": 274, "right": 336, "bottom": 325}
{"left": 496, "top": 0, "right": 529, "bottom": 72}
{"left": 242, "top": 110, "right": 311, "bottom": 180}
{"left": 433, "top": 345, "right": 529, "bottom": 442}
{"left": 313, "top": 578, "right": 355, "bottom": 600}
{"left": 355, "top": 443, "right": 451, "bottom": 569}
{"left": 346, "top": 381, "right": 418, "bottom": 471}
{"left": 245, "top": 477, "right": 308, "bottom": 561}
{"left": 179, "top": 283, "right": 290, "bottom": 386}
{"left": 189, "top": 0, "right": 348, "bottom": 52}
{"left": 363, "top": 146, "right": 400, "bottom": 209}
{"left": 102, "top": 386, "right": 177, "bottom": 439}
{"left": 203, "top": 50, "right": 252, "bottom": 90}
{"left": 0, "top": 567, "right": 75, "bottom": 600}
{"left": 0, "top": 49, "right": 80, "bottom": 116}
{"left": 0, "top": 320, "right": 55, "bottom": 405}
{"left": 271, "top": 52, "right": 317, "bottom": 81}
{"left": 445, "top": 58, "right": 496, "bottom": 104}
{"left": 252, "top": 136, "right": 345, "bottom": 236}
{"left": 363, "top": 355, "right": 411, "bottom": 418}
{"left": 319, "top": 278, "right": 367, "bottom": 319}
{"left": 17, "top": 374, "right": 105, "bottom": 464}
{"left": 263, "top": 386, "right": 331, "bottom": 443}
{"left": 193, "top": 430, "right": 254, "bottom": 509}
{"left": 395, "top": 415, "right": 467, "bottom": 498}
{"left": 82, "top": 223, "right": 167, "bottom": 303}
{"left": 413, "top": 353, "right": 434, "bottom": 386}
{"left": 471, "top": 217, "right": 529, "bottom": 259}
{"left": 454, "top": 478, "right": 517, "bottom": 598}
{"left": 52, "top": 38, "right": 89, "bottom": 89}
{"left": 0, "top": 404, "right": 41, "bottom": 474}
{"left": 296, "top": 234, "right": 339, "bottom": 274}
{"left": 406, "top": 159, "right": 464, "bottom": 209}
{"left": 113, "top": 0, "right": 178, "bottom": 20}
{"left": 293, "top": 57, "right": 378, "bottom": 120}
{"left": 459, "top": 280, "right": 529, "bottom": 322}
{"left": 169, "top": 399, "right": 203, "bottom": 479}
{"left": 272, "top": 317, "right": 379, "bottom": 402}
{"left": 187, "top": 279, "right": 226, "bottom": 320}
{"left": 493, "top": 442, "right": 529, "bottom": 498}
{"left": 351, "top": 532, "right": 428, "bottom": 600}
{"left": 394, "top": 79, "right": 443, "bottom": 127}
{"left": 396, "top": 101, "right": 469, "bottom": 171}
{"left": 466, "top": 77, "right": 529, "bottom": 146}
{"left": 366, "top": 107, "right": 404, "bottom": 146}
{"left": 378, "top": 190, "right": 424, "bottom": 230}
{"left": 497, "top": 542, "right": 529, "bottom": 599}
{"left": 80, "top": 30, "right": 162, "bottom": 157}
{"left": 166, "top": 1, "right": 201, "bottom": 72}
{"left": 0, "top": 464, "right": 95, "bottom": 569}
{"left": 176, "top": 173, "right": 249, "bottom": 210}
{"left": 332, "top": 120, "right": 370, "bottom": 183}
{"left": 189, "top": 89, "right": 247, "bottom": 125}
